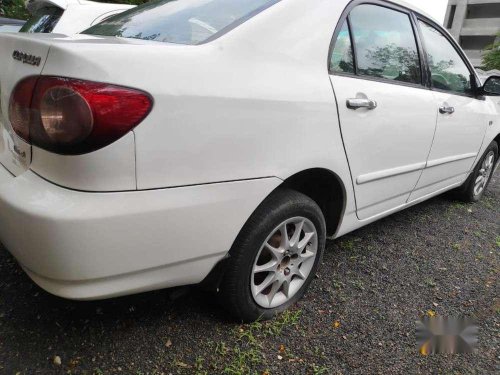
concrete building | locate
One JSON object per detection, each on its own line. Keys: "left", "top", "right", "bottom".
{"left": 444, "top": 0, "right": 500, "bottom": 67}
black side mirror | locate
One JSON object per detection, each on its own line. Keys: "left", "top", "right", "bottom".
{"left": 480, "top": 75, "right": 500, "bottom": 96}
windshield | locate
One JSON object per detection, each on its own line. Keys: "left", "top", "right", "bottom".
{"left": 83, "top": 0, "right": 279, "bottom": 45}
{"left": 20, "top": 7, "right": 63, "bottom": 33}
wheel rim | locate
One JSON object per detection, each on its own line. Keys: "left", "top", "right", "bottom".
{"left": 473, "top": 151, "right": 495, "bottom": 197}
{"left": 250, "top": 216, "right": 318, "bottom": 309}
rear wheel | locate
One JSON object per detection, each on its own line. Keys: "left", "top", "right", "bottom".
{"left": 219, "top": 189, "right": 326, "bottom": 322}
{"left": 456, "top": 141, "right": 498, "bottom": 202}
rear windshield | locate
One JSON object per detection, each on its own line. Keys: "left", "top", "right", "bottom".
{"left": 20, "top": 7, "right": 63, "bottom": 33}
{"left": 83, "top": 0, "right": 279, "bottom": 45}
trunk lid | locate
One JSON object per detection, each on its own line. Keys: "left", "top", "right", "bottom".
{"left": 0, "top": 33, "right": 53, "bottom": 176}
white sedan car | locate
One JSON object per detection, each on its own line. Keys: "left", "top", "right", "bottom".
{"left": 0, "top": 0, "right": 499, "bottom": 321}
{"left": 20, "top": 0, "right": 134, "bottom": 35}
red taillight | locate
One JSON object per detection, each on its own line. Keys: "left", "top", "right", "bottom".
{"left": 9, "top": 76, "right": 152, "bottom": 155}
{"left": 9, "top": 76, "right": 37, "bottom": 142}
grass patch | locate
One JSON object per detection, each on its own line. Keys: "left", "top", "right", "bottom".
{"left": 310, "top": 363, "right": 329, "bottom": 374}
{"left": 340, "top": 239, "right": 355, "bottom": 251}
{"left": 451, "top": 202, "right": 466, "bottom": 210}
{"left": 424, "top": 278, "right": 437, "bottom": 288}
{"left": 216, "top": 309, "right": 304, "bottom": 374}
{"left": 223, "top": 347, "right": 262, "bottom": 375}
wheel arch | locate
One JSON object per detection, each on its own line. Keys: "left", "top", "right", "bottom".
{"left": 200, "top": 168, "right": 347, "bottom": 291}
{"left": 279, "top": 168, "right": 347, "bottom": 238}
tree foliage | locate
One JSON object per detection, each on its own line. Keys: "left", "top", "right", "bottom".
{"left": 482, "top": 34, "right": 500, "bottom": 71}
{"left": 0, "top": 0, "right": 30, "bottom": 19}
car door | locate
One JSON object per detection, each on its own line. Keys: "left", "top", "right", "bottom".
{"left": 329, "top": 3, "right": 437, "bottom": 220}
{"left": 408, "top": 20, "right": 489, "bottom": 202}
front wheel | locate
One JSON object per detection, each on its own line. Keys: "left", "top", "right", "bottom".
{"left": 456, "top": 141, "right": 498, "bottom": 202}
{"left": 219, "top": 189, "right": 326, "bottom": 322}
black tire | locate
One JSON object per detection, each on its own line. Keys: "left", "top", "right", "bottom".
{"left": 219, "top": 189, "right": 326, "bottom": 322}
{"left": 455, "top": 141, "right": 498, "bottom": 202}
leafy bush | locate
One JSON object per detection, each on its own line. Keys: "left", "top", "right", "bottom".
{"left": 0, "top": 0, "right": 30, "bottom": 19}
{"left": 482, "top": 34, "right": 500, "bottom": 71}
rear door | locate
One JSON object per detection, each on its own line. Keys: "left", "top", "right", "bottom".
{"left": 329, "top": 3, "right": 437, "bottom": 220}
{"left": 0, "top": 33, "right": 51, "bottom": 175}
{"left": 408, "top": 20, "right": 489, "bottom": 201}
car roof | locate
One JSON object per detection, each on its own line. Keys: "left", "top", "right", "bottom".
{"left": 0, "top": 17, "right": 26, "bottom": 26}
{"left": 384, "top": 0, "right": 437, "bottom": 23}
{"left": 26, "top": 0, "right": 134, "bottom": 12}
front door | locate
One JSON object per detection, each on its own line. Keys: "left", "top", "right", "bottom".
{"left": 408, "top": 20, "right": 489, "bottom": 201}
{"left": 329, "top": 4, "right": 437, "bottom": 220}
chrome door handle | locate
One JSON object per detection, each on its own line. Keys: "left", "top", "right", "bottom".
{"left": 439, "top": 106, "right": 455, "bottom": 114}
{"left": 346, "top": 98, "right": 377, "bottom": 110}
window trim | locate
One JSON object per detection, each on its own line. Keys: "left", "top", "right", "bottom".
{"left": 346, "top": 16, "right": 358, "bottom": 75}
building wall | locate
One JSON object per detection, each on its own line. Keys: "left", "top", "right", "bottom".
{"left": 444, "top": 0, "right": 500, "bottom": 67}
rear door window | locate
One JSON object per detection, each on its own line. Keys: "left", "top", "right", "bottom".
{"left": 330, "top": 21, "right": 354, "bottom": 74}
{"left": 347, "top": 4, "right": 422, "bottom": 85}
{"left": 20, "top": 7, "right": 63, "bottom": 33}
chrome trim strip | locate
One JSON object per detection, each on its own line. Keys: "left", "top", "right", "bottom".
{"left": 426, "top": 152, "right": 477, "bottom": 168}
{"left": 356, "top": 162, "right": 426, "bottom": 185}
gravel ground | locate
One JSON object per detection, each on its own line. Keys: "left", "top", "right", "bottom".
{"left": 0, "top": 171, "right": 498, "bottom": 375}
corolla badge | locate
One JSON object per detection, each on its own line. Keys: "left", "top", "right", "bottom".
{"left": 12, "top": 50, "right": 42, "bottom": 66}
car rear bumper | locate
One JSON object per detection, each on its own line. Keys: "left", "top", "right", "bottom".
{"left": 0, "top": 165, "right": 281, "bottom": 299}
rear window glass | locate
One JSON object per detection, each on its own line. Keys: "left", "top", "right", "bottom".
{"left": 20, "top": 7, "right": 63, "bottom": 33}
{"left": 83, "top": 0, "right": 279, "bottom": 45}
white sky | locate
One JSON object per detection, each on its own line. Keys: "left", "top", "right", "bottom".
{"left": 403, "top": 0, "right": 448, "bottom": 24}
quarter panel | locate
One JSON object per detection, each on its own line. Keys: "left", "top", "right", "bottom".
{"left": 0, "top": 171, "right": 282, "bottom": 281}
{"left": 30, "top": 132, "right": 136, "bottom": 191}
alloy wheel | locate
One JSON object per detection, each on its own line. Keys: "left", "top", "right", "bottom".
{"left": 473, "top": 151, "right": 495, "bottom": 197}
{"left": 250, "top": 217, "right": 318, "bottom": 309}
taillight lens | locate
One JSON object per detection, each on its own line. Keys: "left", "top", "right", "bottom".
{"left": 9, "top": 76, "right": 37, "bottom": 142}
{"left": 9, "top": 76, "right": 152, "bottom": 155}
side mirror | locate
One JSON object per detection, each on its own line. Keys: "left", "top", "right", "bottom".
{"left": 480, "top": 75, "right": 500, "bottom": 96}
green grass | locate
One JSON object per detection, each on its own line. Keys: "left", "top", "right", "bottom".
{"left": 220, "top": 310, "right": 303, "bottom": 374}
{"left": 451, "top": 202, "right": 466, "bottom": 210}
{"left": 310, "top": 363, "right": 329, "bottom": 374}
{"left": 340, "top": 239, "right": 355, "bottom": 251}
{"left": 424, "top": 278, "right": 437, "bottom": 288}
{"left": 223, "top": 347, "right": 262, "bottom": 375}
{"left": 194, "top": 356, "right": 207, "bottom": 375}
{"left": 351, "top": 279, "right": 365, "bottom": 291}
